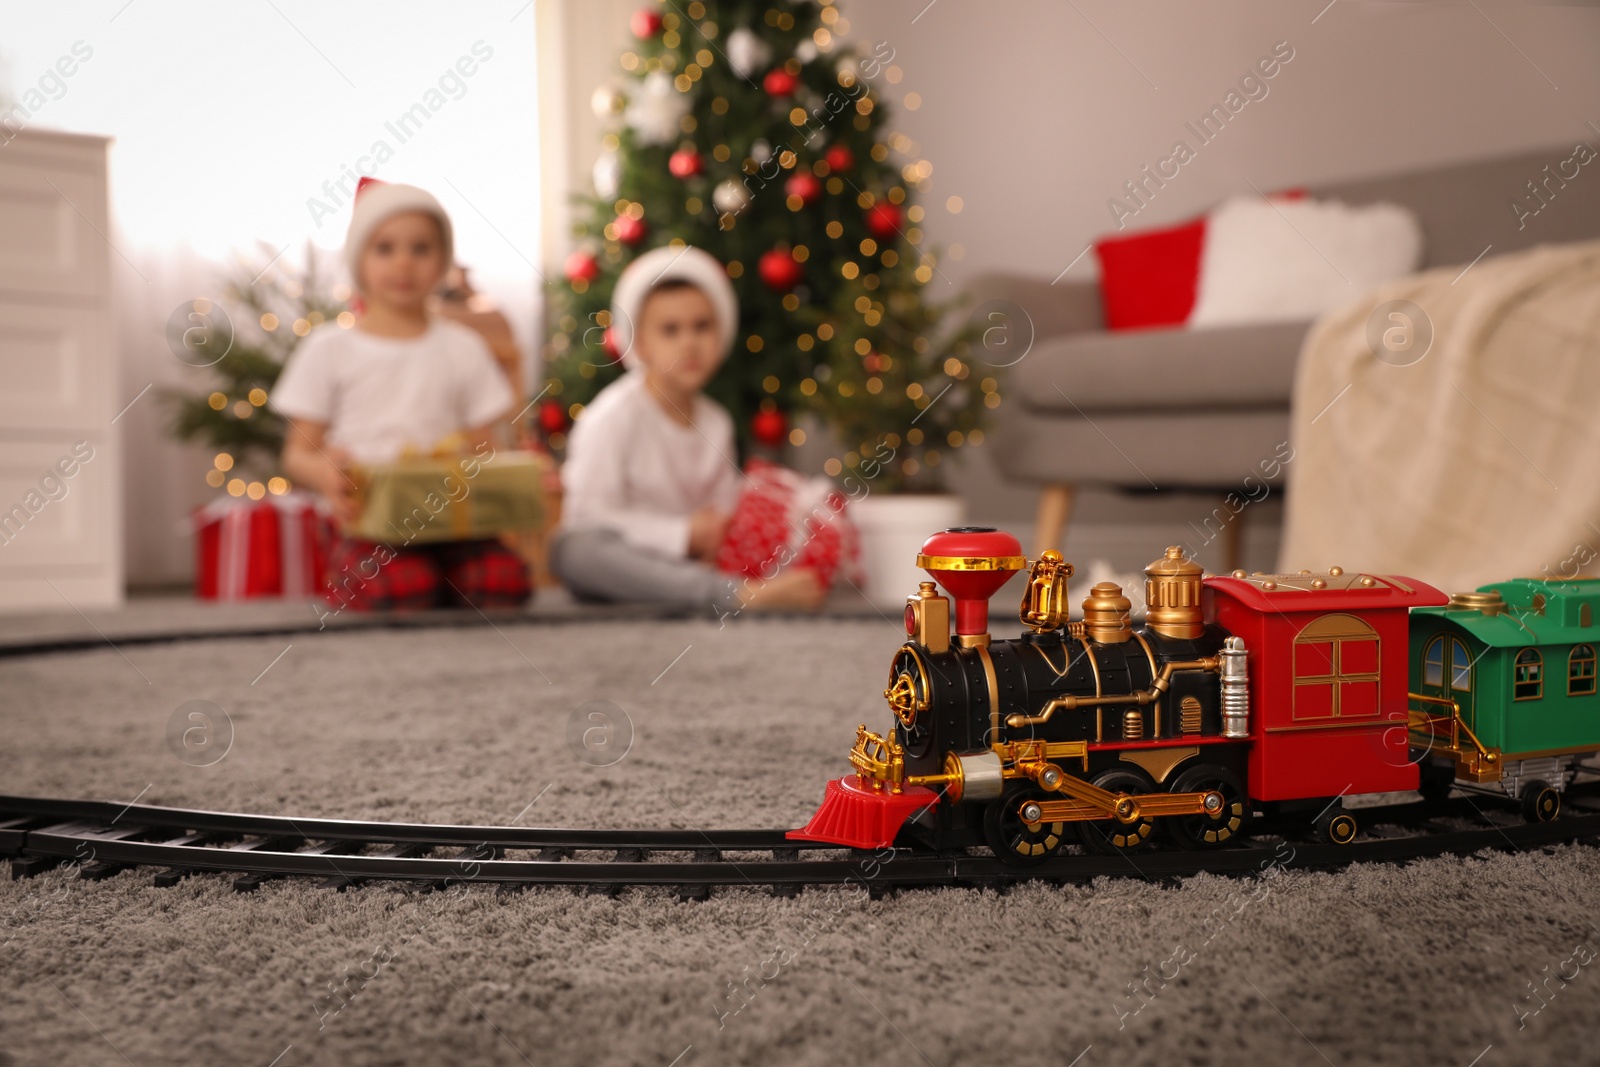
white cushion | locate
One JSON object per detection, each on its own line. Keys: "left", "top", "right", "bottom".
{"left": 1187, "top": 195, "right": 1423, "bottom": 327}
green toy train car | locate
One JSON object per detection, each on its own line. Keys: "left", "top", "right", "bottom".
{"left": 1409, "top": 577, "right": 1600, "bottom": 820}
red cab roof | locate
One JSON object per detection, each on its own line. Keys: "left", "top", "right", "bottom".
{"left": 1205, "top": 570, "right": 1448, "bottom": 613}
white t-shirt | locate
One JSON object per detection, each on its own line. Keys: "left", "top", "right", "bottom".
{"left": 271, "top": 318, "right": 513, "bottom": 463}
{"left": 559, "top": 370, "right": 742, "bottom": 559}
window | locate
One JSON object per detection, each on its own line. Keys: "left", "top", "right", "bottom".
{"left": 1424, "top": 637, "right": 1444, "bottom": 687}
{"left": 1450, "top": 640, "right": 1472, "bottom": 692}
{"left": 1293, "top": 614, "right": 1381, "bottom": 720}
{"left": 1570, "top": 645, "right": 1597, "bottom": 696}
{"left": 1423, "top": 635, "right": 1474, "bottom": 693}
{"left": 1515, "top": 648, "right": 1544, "bottom": 700}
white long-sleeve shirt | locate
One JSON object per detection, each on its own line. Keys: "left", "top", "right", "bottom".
{"left": 558, "top": 370, "right": 742, "bottom": 559}
{"left": 271, "top": 319, "right": 512, "bottom": 463}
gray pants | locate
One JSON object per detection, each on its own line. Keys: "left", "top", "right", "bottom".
{"left": 551, "top": 527, "right": 740, "bottom": 615}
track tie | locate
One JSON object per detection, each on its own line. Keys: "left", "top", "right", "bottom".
{"left": 151, "top": 832, "right": 237, "bottom": 886}
{"left": 536, "top": 847, "right": 573, "bottom": 863}
{"left": 673, "top": 849, "right": 724, "bottom": 902}
{"left": 769, "top": 847, "right": 802, "bottom": 896}
{"left": 425, "top": 844, "right": 505, "bottom": 891}
{"left": 235, "top": 839, "right": 366, "bottom": 893}
{"left": 319, "top": 843, "right": 429, "bottom": 892}
{"left": 74, "top": 824, "right": 162, "bottom": 882}
{"left": 10, "top": 855, "right": 59, "bottom": 879}
{"left": 195, "top": 835, "right": 302, "bottom": 890}
{"left": 613, "top": 848, "right": 647, "bottom": 863}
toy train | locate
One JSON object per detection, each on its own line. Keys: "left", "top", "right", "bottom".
{"left": 791, "top": 527, "right": 1600, "bottom": 864}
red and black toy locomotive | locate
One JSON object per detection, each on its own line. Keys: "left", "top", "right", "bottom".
{"left": 791, "top": 526, "right": 1450, "bottom": 864}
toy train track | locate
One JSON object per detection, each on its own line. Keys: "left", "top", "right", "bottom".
{"left": 6, "top": 789, "right": 1600, "bottom": 898}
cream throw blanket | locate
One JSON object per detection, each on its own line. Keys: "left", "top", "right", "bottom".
{"left": 1279, "top": 239, "right": 1600, "bottom": 593}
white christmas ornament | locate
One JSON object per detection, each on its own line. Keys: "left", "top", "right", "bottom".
{"left": 590, "top": 84, "right": 624, "bottom": 120}
{"left": 624, "top": 71, "right": 690, "bottom": 146}
{"left": 794, "top": 39, "right": 818, "bottom": 64}
{"left": 750, "top": 139, "right": 772, "bottom": 165}
{"left": 712, "top": 179, "right": 753, "bottom": 215}
{"left": 592, "top": 151, "right": 621, "bottom": 199}
{"left": 726, "top": 28, "right": 771, "bottom": 79}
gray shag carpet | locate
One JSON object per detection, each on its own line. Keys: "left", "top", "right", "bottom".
{"left": 2, "top": 614, "right": 1599, "bottom": 1067}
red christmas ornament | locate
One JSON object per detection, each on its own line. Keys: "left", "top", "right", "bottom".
{"left": 865, "top": 202, "right": 903, "bottom": 240}
{"left": 564, "top": 249, "right": 600, "bottom": 284}
{"left": 539, "top": 399, "right": 570, "bottom": 436}
{"left": 785, "top": 172, "right": 822, "bottom": 206}
{"left": 763, "top": 68, "right": 798, "bottom": 97}
{"left": 751, "top": 407, "right": 789, "bottom": 448}
{"left": 630, "top": 7, "right": 663, "bottom": 38}
{"left": 613, "top": 213, "right": 648, "bottom": 246}
{"left": 602, "top": 326, "right": 624, "bottom": 363}
{"left": 824, "top": 144, "right": 854, "bottom": 173}
{"left": 668, "top": 147, "right": 703, "bottom": 179}
{"left": 757, "top": 247, "right": 804, "bottom": 292}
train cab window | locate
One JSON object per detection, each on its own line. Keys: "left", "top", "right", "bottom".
{"left": 1570, "top": 645, "right": 1597, "bottom": 696}
{"left": 1514, "top": 648, "right": 1544, "bottom": 701}
{"left": 1292, "top": 613, "right": 1381, "bottom": 719}
{"left": 1424, "top": 637, "right": 1444, "bottom": 687}
{"left": 1425, "top": 635, "right": 1473, "bottom": 693}
{"left": 1451, "top": 641, "right": 1471, "bottom": 692}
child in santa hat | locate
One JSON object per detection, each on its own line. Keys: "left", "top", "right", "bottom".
{"left": 273, "top": 178, "right": 532, "bottom": 612}
{"left": 552, "top": 245, "right": 828, "bottom": 614}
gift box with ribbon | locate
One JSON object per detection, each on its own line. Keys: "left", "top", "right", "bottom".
{"left": 714, "top": 459, "right": 861, "bottom": 589}
{"left": 192, "top": 491, "right": 333, "bottom": 600}
{"left": 345, "top": 449, "right": 547, "bottom": 546}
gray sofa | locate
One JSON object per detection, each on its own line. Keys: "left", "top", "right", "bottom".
{"left": 976, "top": 145, "right": 1600, "bottom": 563}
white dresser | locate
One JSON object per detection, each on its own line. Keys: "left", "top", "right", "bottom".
{"left": 0, "top": 128, "right": 120, "bottom": 611}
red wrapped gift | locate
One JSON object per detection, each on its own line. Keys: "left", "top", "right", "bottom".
{"left": 715, "top": 459, "right": 861, "bottom": 589}
{"left": 193, "top": 492, "right": 333, "bottom": 600}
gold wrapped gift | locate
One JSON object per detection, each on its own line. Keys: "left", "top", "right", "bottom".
{"left": 347, "top": 448, "right": 546, "bottom": 545}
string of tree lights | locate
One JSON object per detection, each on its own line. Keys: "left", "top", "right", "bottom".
{"left": 541, "top": 0, "right": 993, "bottom": 492}
{"left": 162, "top": 246, "right": 351, "bottom": 497}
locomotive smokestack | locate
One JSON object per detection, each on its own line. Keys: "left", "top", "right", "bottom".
{"left": 914, "top": 527, "right": 1025, "bottom": 648}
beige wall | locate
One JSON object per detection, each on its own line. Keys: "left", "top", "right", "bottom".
{"left": 541, "top": 0, "right": 1600, "bottom": 572}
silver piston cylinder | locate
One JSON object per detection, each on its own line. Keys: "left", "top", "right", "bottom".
{"left": 1220, "top": 636, "right": 1250, "bottom": 739}
{"left": 947, "top": 750, "right": 1004, "bottom": 803}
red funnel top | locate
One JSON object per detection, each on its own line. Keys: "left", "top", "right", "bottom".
{"left": 915, "top": 527, "right": 1025, "bottom": 637}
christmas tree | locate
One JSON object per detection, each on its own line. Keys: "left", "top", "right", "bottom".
{"left": 541, "top": 0, "right": 994, "bottom": 493}
{"left": 162, "top": 243, "right": 349, "bottom": 500}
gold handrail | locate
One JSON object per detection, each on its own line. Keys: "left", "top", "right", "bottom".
{"left": 1407, "top": 692, "right": 1498, "bottom": 766}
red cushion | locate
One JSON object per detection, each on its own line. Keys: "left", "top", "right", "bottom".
{"left": 1093, "top": 216, "right": 1207, "bottom": 330}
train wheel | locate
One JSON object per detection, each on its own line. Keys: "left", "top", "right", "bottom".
{"left": 1314, "top": 804, "right": 1359, "bottom": 845}
{"left": 984, "top": 782, "right": 1067, "bottom": 867}
{"left": 1522, "top": 780, "right": 1561, "bottom": 823}
{"left": 1079, "top": 768, "right": 1158, "bottom": 855}
{"left": 1165, "top": 765, "right": 1248, "bottom": 850}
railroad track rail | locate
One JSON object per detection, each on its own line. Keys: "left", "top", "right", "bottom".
{"left": 5, "top": 790, "right": 1600, "bottom": 899}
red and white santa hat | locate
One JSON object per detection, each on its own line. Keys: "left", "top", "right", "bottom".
{"left": 609, "top": 245, "right": 738, "bottom": 369}
{"left": 344, "top": 176, "right": 455, "bottom": 292}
